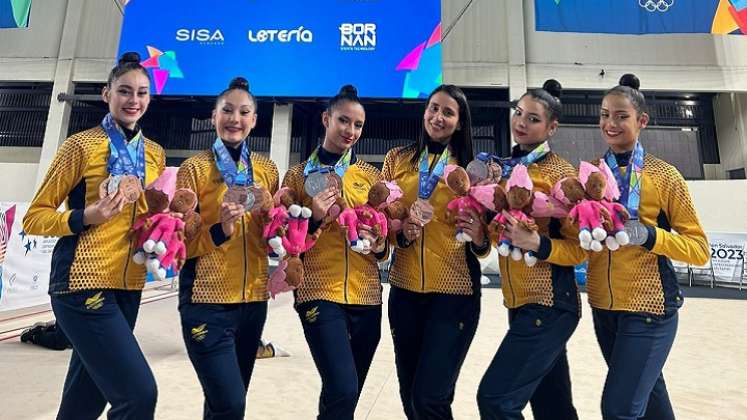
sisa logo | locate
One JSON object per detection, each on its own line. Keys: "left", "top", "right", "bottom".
{"left": 175, "top": 29, "right": 225, "bottom": 44}
{"left": 247, "top": 26, "right": 313, "bottom": 43}
{"left": 339, "top": 23, "right": 376, "bottom": 51}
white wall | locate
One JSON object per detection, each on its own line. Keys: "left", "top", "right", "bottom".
{"left": 442, "top": 0, "right": 509, "bottom": 87}
{"left": 714, "top": 93, "right": 747, "bottom": 177}
{"left": 688, "top": 181, "right": 747, "bottom": 233}
{"left": 0, "top": 163, "right": 39, "bottom": 202}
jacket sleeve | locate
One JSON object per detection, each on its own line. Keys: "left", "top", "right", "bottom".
{"left": 23, "top": 137, "right": 88, "bottom": 236}
{"left": 266, "top": 160, "right": 279, "bottom": 196}
{"left": 649, "top": 168, "right": 709, "bottom": 265}
{"left": 536, "top": 218, "right": 588, "bottom": 267}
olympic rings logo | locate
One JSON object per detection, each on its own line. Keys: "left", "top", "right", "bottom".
{"left": 639, "top": 0, "right": 674, "bottom": 12}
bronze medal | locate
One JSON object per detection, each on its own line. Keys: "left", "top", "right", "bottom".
{"left": 118, "top": 175, "right": 143, "bottom": 203}
{"left": 223, "top": 185, "right": 249, "bottom": 209}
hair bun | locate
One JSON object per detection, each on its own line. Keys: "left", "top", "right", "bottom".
{"left": 339, "top": 84, "right": 358, "bottom": 97}
{"left": 118, "top": 52, "right": 141, "bottom": 66}
{"left": 542, "top": 79, "right": 562, "bottom": 99}
{"left": 619, "top": 73, "right": 640, "bottom": 90}
{"left": 229, "top": 77, "right": 250, "bottom": 91}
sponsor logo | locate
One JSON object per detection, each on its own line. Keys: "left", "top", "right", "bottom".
{"left": 339, "top": 23, "right": 376, "bottom": 51}
{"left": 176, "top": 29, "right": 225, "bottom": 44}
{"left": 247, "top": 26, "right": 313, "bottom": 43}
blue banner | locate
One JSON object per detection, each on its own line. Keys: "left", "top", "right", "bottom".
{"left": 535, "top": 0, "right": 746, "bottom": 35}
{"left": 117, "top": 0, "right": 442, "bottom": 98}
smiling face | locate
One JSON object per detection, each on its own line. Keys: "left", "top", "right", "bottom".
{"left": 322, "top": 100, "right": 365, "bottom": 154}
{"left": 102, "top": 69, "right": 151, "bottom": 130}
{"left": 423, "top": 91, "right": 461, "bottom": 144}
{"left": 511, "top": 96, "right": 558, "bottom": 148}
{"left": 212, "top": 89, "right": 257, "bottom": 146}
{"left": 600, "top": 93, "right": 649, "bottom": 153}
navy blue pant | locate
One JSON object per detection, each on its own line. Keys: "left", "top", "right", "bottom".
{"left": 477, "top": 304, "right": 579, "bottom": 420}
{"left": 51, "top": 289, "right": 157, "bottom": 420}
{"left": 592, "top": 308, "right": 678, "bottom": 420}
{"left": 180, "top": 301, "right": 268, "bottom": 420}
{"left": 297, "top": 300, "right": 382, "bottom": 420}
{"left": 388, "top": 286, "right": 480, "bottom": 420}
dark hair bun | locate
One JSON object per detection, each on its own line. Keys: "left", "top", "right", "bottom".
{"left": 542, "top": 79, "right": 562, "bottom": 99}
{"left": 118, "top": 52, "right": 141, "bottom": 66}
{"left": 229, "top": 77, "right": 250, "bottom": 91}
{"left": 619, "top": 73, "right": 640, "bottom": 90}
{"left": 339, "top": 84, "right": 358, "bottom": 97}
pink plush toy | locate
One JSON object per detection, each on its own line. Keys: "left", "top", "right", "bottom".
{"left": 443, "top": 165, "right": 495, "bottom": 242}
{"left": 132, "top": 168, "right": 178, "bottom": 263}
{"left": 131, "top": 167, "right": 193, "bottom": 280}
{"left": 597, "top": 160, "right": 631, "bottom": 250}
{"left": 568, "top": 162, "right": 613, "bottom": 252}
{"left": 351, "top": 180, "right": 399, "bottom": 254}
{"left": 146, "top": 230, "right": 187, "bottom": 280}
{"left": 277, "top": 204, "right": 318, "bottom": 288}
{"left": 268, "top": 259, "right": 293, "bottom": 298}
{"left": 264, "top": 187, "right": 297, "bottom": 258}
{"left": 338, "top": 205, "right": 367, "bottom": 253}
{"left": 366, "top": 181, "right": 409, "bottom": 243}
{"left": 489, "top": 165, "right": 540, "bottom": 266}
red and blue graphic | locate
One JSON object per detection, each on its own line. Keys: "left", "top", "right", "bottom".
{"left": 535, "top": 0, "right": 747, "bottom": 35}
{"left": 140, "top": 46, "right": 184, "bottom": 95}
{"left": 117, "top": 0, "right": 442, "bottom": 98}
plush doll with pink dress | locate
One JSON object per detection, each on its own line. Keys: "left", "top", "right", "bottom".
{"left": 267, "top": 204, "right": 318, "bottom": 298}
{"left": 338, "top": 203, "right": 367, "bottom": 253}
{"left": 350, "top": 181, "right": 400, "bottom": 254}
{"left": 264, "top": 187, "right": 297, "bottom": 259}
{"left": 131, "top": 167, "right": 195, "bottom": 280}
{"left": 489, "top": 164, "right": 539, "bottom": 266}
{"left": 568, "top": 161, "right": 615, "bottom": 252}
{"left": 596, "top": 160, "right": 631, "bottom": 250}
{"left": 443, "top": 165, "right": 496, "bottom": 242}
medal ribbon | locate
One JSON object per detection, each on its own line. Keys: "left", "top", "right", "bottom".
{"left": 499, "top": 141, "right": 551, "bottom": 178}
{"left": 605, "top": 141, "right": 645, "bottom": 219}
{"left": 102, "top": 113, "right": 146, "bottom": 185}
{"left": 418, "top": 146, "right": 450, "bottom": 200}
{"left": 303, "top": 146, "right": 352, "bottom": 178}
{"left": 212, "top": 137, "right": 254, "bottom": 187}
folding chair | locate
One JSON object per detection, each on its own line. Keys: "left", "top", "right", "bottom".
{"left": 688, "top": 260, "right": 716, "bottom": 288}
{"left": 670, "top": 260, "right": 690, "bottom": 286}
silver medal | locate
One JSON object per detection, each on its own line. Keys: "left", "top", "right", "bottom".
{"left": 244, "top": 188, "right": 256, "bottom": 211}
{"left": 624, "top": 219, "right": 649, "bottom": 246}
{"left": 304, "top": 172, "right": 329, "bottom": 197}
{"left": 107, "top": 175, "right": 122, "bottom": 196}
{"left": 466, "top": 160, "right": 489, "bottom": 184}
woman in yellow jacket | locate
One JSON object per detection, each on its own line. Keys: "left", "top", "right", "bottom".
{"left": 282, "top": 85, "right": 389, "bottom": 420}
{"left": 588, "top": 74, "right": 709, "bottom": 420}
{"left": 382, "top": 84, "right": 485, "bottom": 420}
{"left": 176, "top": 77, "right": 279, "bottom": 420}
{"left": 476, "top": 80, "right": 584, "bottom": 420}
{"left": 23, "top": 52, "right": 164, "bottom": 420}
